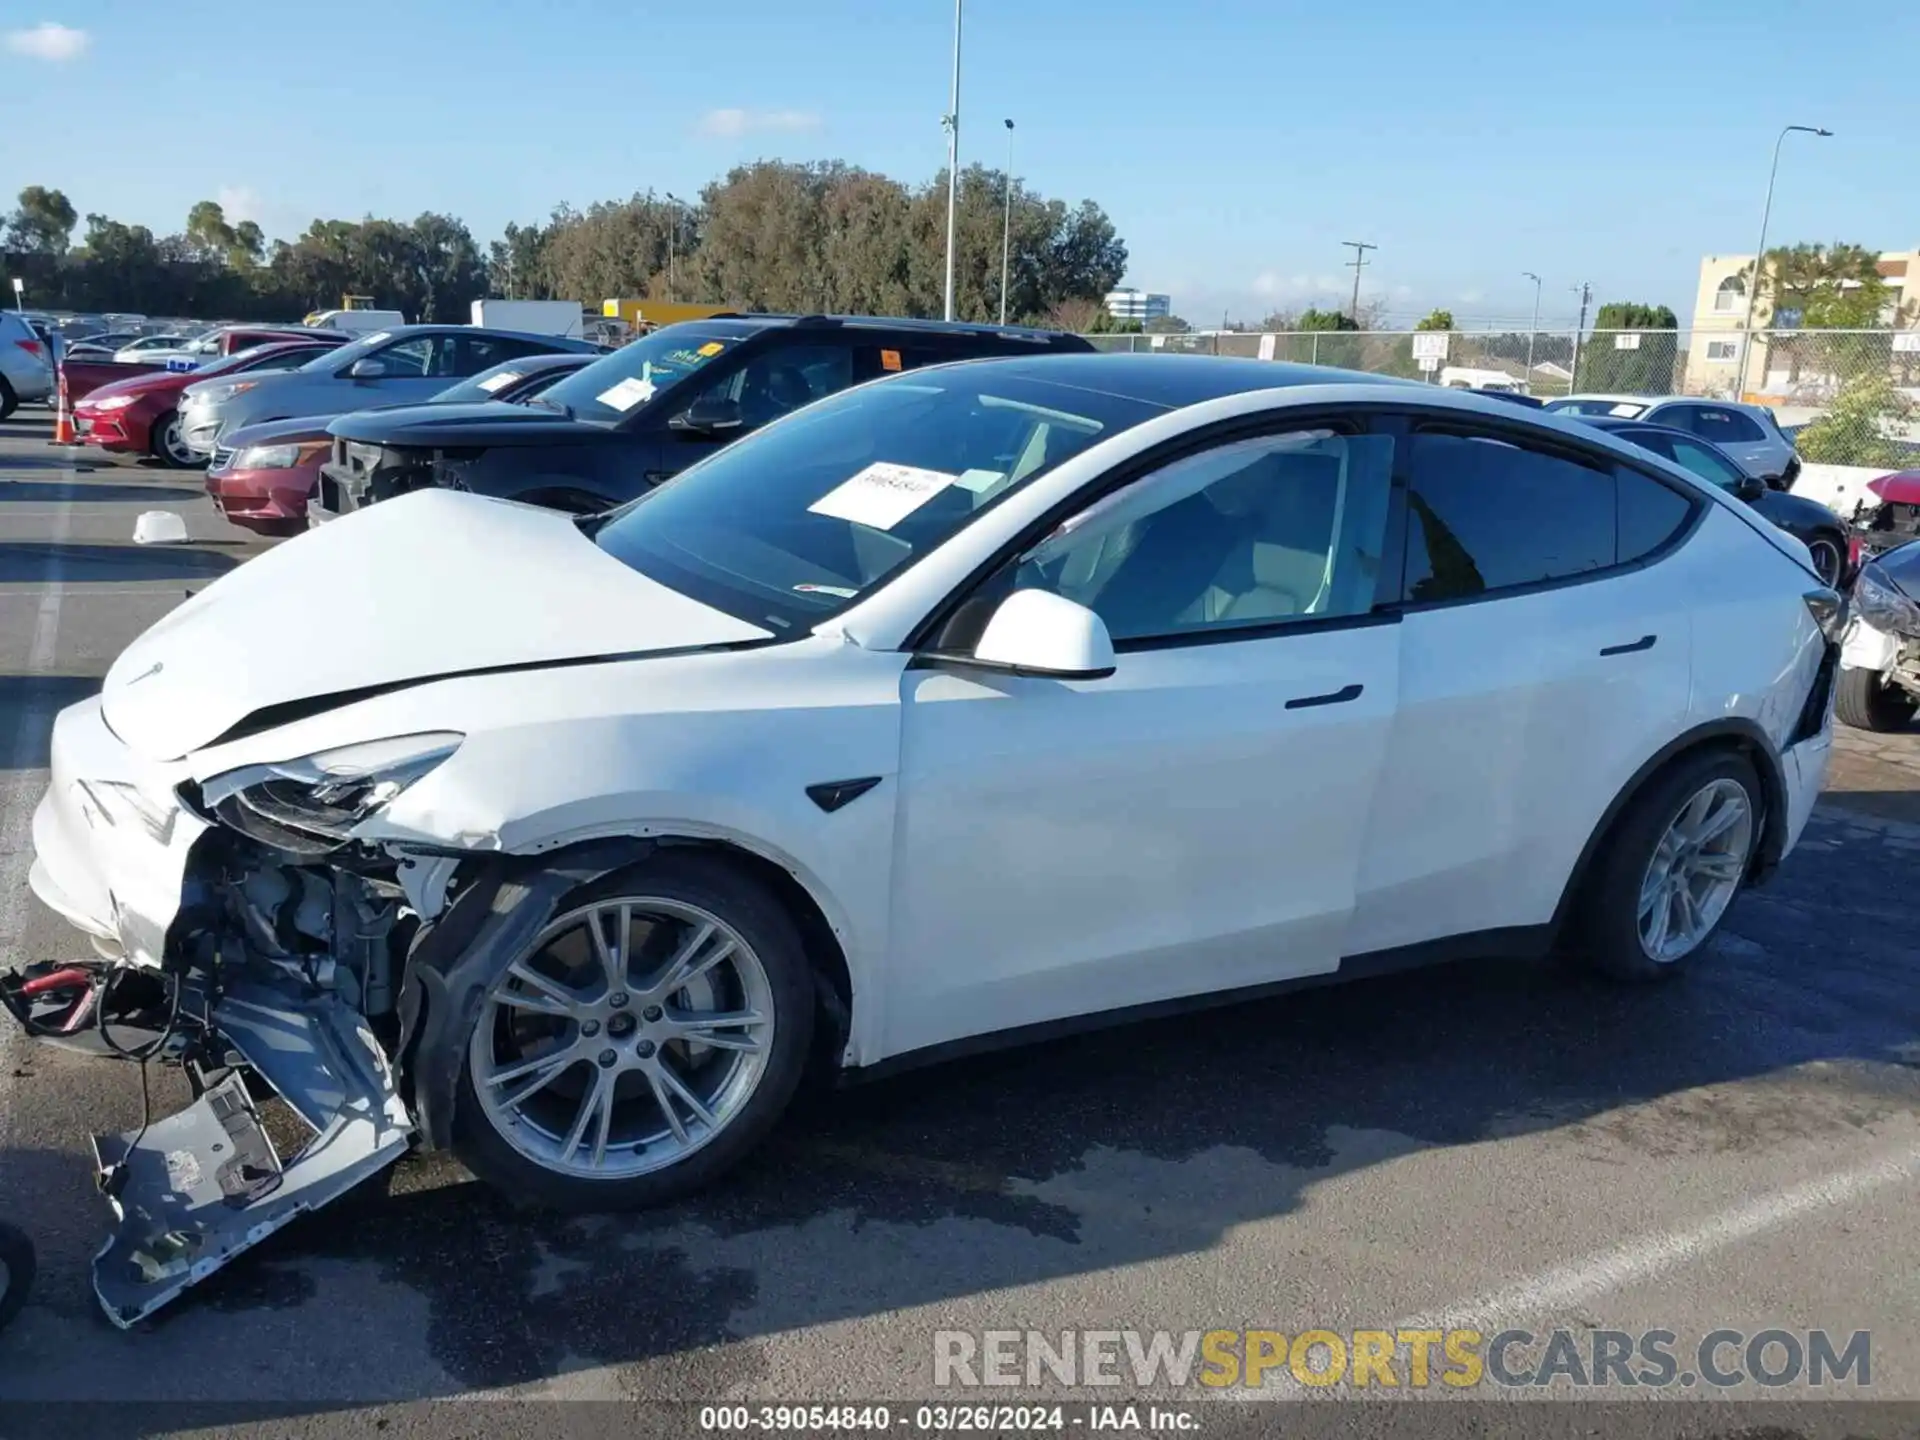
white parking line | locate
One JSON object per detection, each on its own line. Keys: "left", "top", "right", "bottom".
{"left": 0, "top": 484, "right": 70, "bottom": 1150}
{"left": 1247, "top": 1138, "right": 1920, "bottom": 1397}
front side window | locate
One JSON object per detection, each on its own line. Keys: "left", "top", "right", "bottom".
{"left": 1675, "top": 406, "right": 1765, "bottom": 444}
{"left": 1003, "top": 430, "right": 1394, "bottom": 644}
{"left": 689, "top": 343, "right": 856, "bottom": 432}
{"left": 369, "top": 335, "right": 456, "bottom": 378}
{"left": 1666, "top": 437, "right": 1746, "bottom": 490}
{"left": 590, "top": 371, "right": 1161, "bottom": 631}
{"left": 1398, "top": 431, "right": 1615, "bottom": 603}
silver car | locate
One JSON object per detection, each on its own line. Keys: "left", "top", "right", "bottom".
{"left": 1544, "top": 394, "right": 1801, "bottom": 486}
{"left": 178, "top": 323, "right": 601, "bottom": 456}
{"left": 0, "top": 311, "right": 54, "bottom": 418}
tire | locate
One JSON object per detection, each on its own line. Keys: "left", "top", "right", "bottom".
{"left": 148, "top": 409, "right": 198, "bottom": 469}
{"left": 1572, "top": 749, "right": 1763, "bottom": 982}
{"left": 451, "top": 850, "right": 816, "bottom": 1212}
{"left": 1835, "top": 666, "right": 1919, "bottom": 733}
{"left": 1804, "top": 530, "right": 1846, "bottom": 588}
{"left": 0, "top": 377, "right": 16, "bottom": 422}
{"left": 0, "top": 1221, "right": 35, "bottom": 1335}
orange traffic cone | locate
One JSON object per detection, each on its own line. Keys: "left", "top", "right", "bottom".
{"left": 51, "top": 373, "right": 75, "bottom": 445}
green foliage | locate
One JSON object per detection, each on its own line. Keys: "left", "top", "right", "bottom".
{"left": 1755, "top": 242, "right": 1901, "bottom": 329}
{"left": 5, "top": 186, "right": 78, "bottom": 255}
{"left": 1298, "top": 308, "right": 1359, "bottom": 332}
{"left": 1574, "top": 300, "right": 1680, "bottom": 392}
{"left": 1416, "top": 309, "right": 1454, "bottom": 332}
{"left": 1143, "top": 314, "right": 1190, "bottom": 334}
{"left": 1795, "top": 373, "right": 1917, "bottom": 468}
{"left": 4, "top": 162, "right": 1127, "bottom": 327}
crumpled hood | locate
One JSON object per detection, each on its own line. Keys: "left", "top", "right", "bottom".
{"left": 100, "top": 489, "right": 772, "bottom": 761}
{"left": 1874, "top": 539, "right": 1920, "bottom": 601}
{"left": 328, "top": 400, "right": 604, "bottom": 449}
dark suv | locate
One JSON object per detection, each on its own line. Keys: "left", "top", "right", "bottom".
{"left": 314, "top": 314, "right": 1093, "bottom": 519}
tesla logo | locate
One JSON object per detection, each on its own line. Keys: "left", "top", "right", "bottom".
{"left": 125, "top": 662, "right": 164, "bottom": 686}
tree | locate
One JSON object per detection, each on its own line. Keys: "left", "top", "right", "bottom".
{"left": 1416, "top": 309, "right": 1455, "bottom": 332}
{"left": 1745, "top": 242, "right": 1914, "bottom": 390}
{"left": 1794, "top": 373, "right": 1917, "bottom": 468}
{"left": 1045, "top": 296, "right": 1103, "bottom": 333}
{"left": 1144, "top": 314, "right": 1190, "bottom": 334}
{"left": 184, "top": 199, "right": 238, "bottom": 263}
{"left": 1574, "top": 300, "right": 1679, "bottom": 392}
{"left": 6, "top": 186, "right": 78, "bottom": 255}
{"left": 1298, "top": 308, "right": 1359, "bottom": 332}
{"left": 1297, "top": 307, "right": 1364, "bottom": 368}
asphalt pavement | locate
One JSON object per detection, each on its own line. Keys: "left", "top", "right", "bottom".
{"left": 1, "top": 410, "right": 1918, "bottom": 1439}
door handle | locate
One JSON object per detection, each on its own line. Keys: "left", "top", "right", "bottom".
{"left": 1599, "top": 634, "right": 1657, "bottom": 657}
{"left": 1286, "top": 682, "right": 1364, "bottom": 710}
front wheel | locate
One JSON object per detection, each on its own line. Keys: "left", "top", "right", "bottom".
{"left": 452, "top": 852, "right": 816, "bottom": 1212}
{"left": 1574, "top": 750, "right": 1762, "bottom": 982}
{"left": 1804, "top": 530, "right": 1846, "bottom": 588}
{"left": 0, "top": 1221, "right": 35, "bottom": 1335}
{"left": 149, "top": 410, "right": 199, "bottom": 469}
{"left": 1835, "top": 665, "right": 1919, "bottom": 732}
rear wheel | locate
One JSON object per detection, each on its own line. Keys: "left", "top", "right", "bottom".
{"left": 452, "top": 851, "right": 815, "bottom": 1212}
{"left": 0, "top": 377, "right": 17, "bottom": 422}
{"left": 149, "top": 409, "right": 199, "bottom": 469}
{"left": 1573, "top": 750, "right": 1761, "bottom": 982}
{"left": 1835, "top": 666, "right": 1919, "bottom": 732}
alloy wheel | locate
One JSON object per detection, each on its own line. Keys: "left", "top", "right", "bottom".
{"left": 469, "top": 897, "right": 775, "bottom": 1180}
{"left": 159, "top": 416, "right": 198, "bottom": 468}
{"left": 1806, "top": 537, "right": 1843, "bottom": 588}
{"left": 1637, "top": 778, "right": 1754, "bottom": 963}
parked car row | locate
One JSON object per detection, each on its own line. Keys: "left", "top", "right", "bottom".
{"left": 2, "top": 340, "right": 1850, "bottom": 1329}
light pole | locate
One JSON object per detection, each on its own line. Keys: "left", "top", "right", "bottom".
{"left": 1522, "top": 271, "right": 1541, "bottom": 392}
{"left": 1735, "top": 124, "right": 1832, "bottom": 400}
{"left": 665, "top": 192, "right": 689, "bottom": 304}
{"left": 1569, "top": 281, "right": 1591, "bottom": 392}
{"left": 1342, "top": 240, "right": 1376, "bottom": 324}
{"left": 998, "top": 119, "right": 1015, "bottom": 325}
{"left": 941, "top": 0, "right": 963, "bottom": 322}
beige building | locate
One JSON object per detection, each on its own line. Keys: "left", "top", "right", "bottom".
{"left": 1686, "top": 246, "right": 1918, "bottom": 400}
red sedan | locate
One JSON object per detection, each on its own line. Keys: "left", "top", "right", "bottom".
{"left": 203, "top": 415, "right": 334, "bottom": 536}
{"left": 72, "top": 340, "right": 333, "bottom": 468}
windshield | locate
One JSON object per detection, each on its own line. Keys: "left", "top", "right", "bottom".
{"left": 591, "top": 369, "right": 1162, "bottom": 632}
{"left": 1547, "top": 397, "right": 1646, "bottom": 418}
{"left": 306, "top": 329, "right": 397, "bottom": 371}
{"left": 429, "top": 358, "right": 571, "bottom": 404}
{"left": 539, "top": 327, "right": 739, "bottom": 425}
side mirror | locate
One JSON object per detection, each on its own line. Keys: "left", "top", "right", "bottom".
{"left": 962, "top": 590, "right": 1116, "bottom": 680}
{"left": 1734, "top": 472, "right": 1767, "bottom": 502}
{"left": 672, "top": 394, "right": 743, "bottom": 434}
{"left": 346, "top": 357, "right": 390, "bottom": 380}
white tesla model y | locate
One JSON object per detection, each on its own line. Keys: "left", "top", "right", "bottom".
{"left": 8, "top": 354, "right": 1842, "bottom": 1326}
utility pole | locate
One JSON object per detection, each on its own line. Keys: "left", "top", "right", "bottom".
{"left": 665, "top": 192, "right": 689, "bottom": 304}
{"left": 1569, "top": 281, "right": 1592, "bottom": 393}
{"left": 1736, "top": 124, "right": 1831, "bottom": 401}
{"left": 941, "top": 0, "right": 964, "bottom": 322}
{"left": 1522, "top": 271, "right": 1542, "bottom": 393}
{"left": 1342, "top": 241, "right": 1376, "bottom": 324}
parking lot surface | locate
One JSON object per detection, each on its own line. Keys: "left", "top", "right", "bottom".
{"left": 1, "top": 411, "right": 1918, "bottom": 1437}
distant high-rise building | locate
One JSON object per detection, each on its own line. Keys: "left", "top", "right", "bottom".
{"left": 1104, "top": 288, "right": 1172, "bottom": 324}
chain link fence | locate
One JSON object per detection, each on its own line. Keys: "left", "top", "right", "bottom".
{"left": 1077, "top": 327, "right": 1920, "bottom": 471}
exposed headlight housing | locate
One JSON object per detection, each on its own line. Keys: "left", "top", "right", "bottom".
{"left": 89, "top": 393, "right": 138, "bottom": 412}
{"left": 197, "top": 732, "right": 462, "bottom": 856}
{"left": 1851, "top": 561, "right": 1920, "bottom": 642}
{"left": 234, "top": 443, "right": 303, "bottom": 470}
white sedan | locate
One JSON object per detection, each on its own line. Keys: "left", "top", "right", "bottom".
{"left": 9, "top": 355, "right": 1842, "bottom": 1326}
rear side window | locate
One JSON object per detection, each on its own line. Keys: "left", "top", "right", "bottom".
{"left": 1399, "top": 431, "right": 1615, "bottom": 603}
{"left": 1671, "top": 405, "right": 1765, "bottom": 443}
{"left": 1617, "top": 467, "right": 1695, "bottom": 562}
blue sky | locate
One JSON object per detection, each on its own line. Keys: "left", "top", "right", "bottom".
{"left": 3, "top": 0, "right": 1913, "bottom": 328}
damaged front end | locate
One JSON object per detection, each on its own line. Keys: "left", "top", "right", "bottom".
{"left": 0, "top": 732, "right": 467, "bottom": 1328}
{"left": 1851, "top": 470, "right": 1920, "bottom": 558}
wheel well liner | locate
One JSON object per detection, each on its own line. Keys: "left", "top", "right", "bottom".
{"left": 395, "top": 834, "right": 854, "bottom": 1150}
{"left": 1549, "top": 718, "right": 1790, "bottom": 940}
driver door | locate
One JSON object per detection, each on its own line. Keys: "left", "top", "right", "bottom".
{"left": 884, "top": 421, "right": 1403, "bottom": 1059}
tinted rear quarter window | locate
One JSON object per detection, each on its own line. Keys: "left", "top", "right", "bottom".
{"left": 1617, "top": 466, "right": 1695, "bottom": 562}
{"left": 1400, "top": 431, "right": 1615, "bottom": 603}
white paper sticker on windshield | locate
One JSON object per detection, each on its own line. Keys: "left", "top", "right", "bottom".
{"left": 477, "top": 371, "right": 521, "bottom": 394}
{"left": 597, "top": 364, "right": 659, "bottom": 412}
{"left": 1609, "top": 402, "right": 1645, "bottom": 417}
{"left": 954, "top": 468, "right": 1004, "bottom": 494}
{"left": 808, "top": 462, "right": 956, "bottom": 530}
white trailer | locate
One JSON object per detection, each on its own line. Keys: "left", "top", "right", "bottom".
{"left": 468, "top": 299, "right": 586, "bottom": 338}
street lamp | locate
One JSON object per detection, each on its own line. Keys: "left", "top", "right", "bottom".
{"left": 1735, "top": 124, "right": 1832, "bottom": 400}
{"left": 941, "top": 0, "right": 963, "bottom": 322}
{"left": 1522, "top": 271, "right": 1541, "bottom": 392}
{"left": 998, "top": 119, "right": 1015, "bottom": 325}
{"left": 665, "top": 192, "right": 689, "bottom": 304}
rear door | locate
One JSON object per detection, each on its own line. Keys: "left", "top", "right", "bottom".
{"left": 1347, "top": 415, "right": 1699, "bottom": 956}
